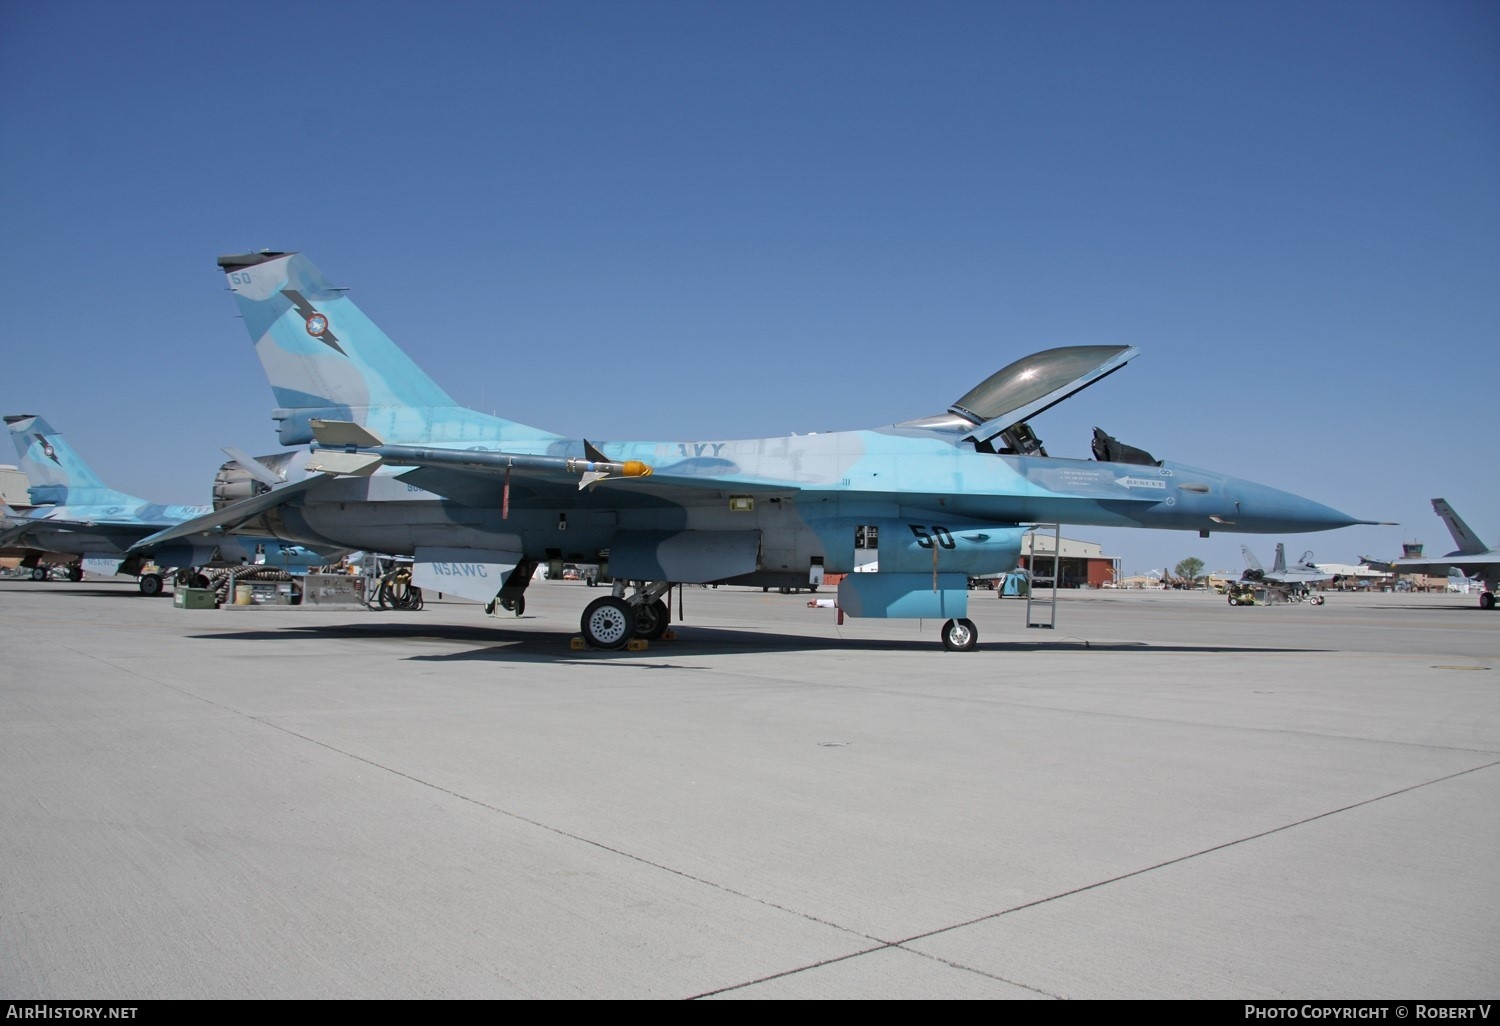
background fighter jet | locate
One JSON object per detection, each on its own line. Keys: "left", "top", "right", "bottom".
{"left": 145, "top": 251, "right": 1371, "bottom": 650}
{"left": 1241, "top": 543, "right": 1336, "bottom": 586}
{"left": 3, "top": 413, "right": 333, "bottom": 595}
{"left": 1392, "top": 499, "right": 1500, "bottom": 610}
{"left": 1231, "top": 542, "right": 1334, "bottom": 605}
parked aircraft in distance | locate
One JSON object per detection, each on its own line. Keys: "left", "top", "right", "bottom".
{"left": 1157, "top": 567, "right": 1200, "bottom": 590}
{"left": 1230, "top": 542, "right": 1334, "bottom": 605}
{"left": 140, "top": 251, "right": 1372, "bottom": 649}
{"left": 1, "top": 414, "right": 332, "bottom": 594}
{"left": 1, "top": 500, "right": 77, "bottom": 579}
{"left": 1393, "top": 499, "right": 1499, "bottom": 610}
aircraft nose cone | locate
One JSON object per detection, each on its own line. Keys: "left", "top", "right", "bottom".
{"left": 1229, "top": 479, "right": 1363, "bottom": 533}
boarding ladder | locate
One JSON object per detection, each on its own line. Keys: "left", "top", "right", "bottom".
{"left": 1024, "top": 524, "right": 1061, "bottom": 629}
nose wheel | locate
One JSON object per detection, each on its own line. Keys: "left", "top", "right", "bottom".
{"left": 941, "top": 618, "right": 978, "bottom": 651}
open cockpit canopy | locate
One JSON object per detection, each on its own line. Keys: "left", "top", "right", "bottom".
{"left": 942, "top": 344, "right": 1138, "bottom": 455}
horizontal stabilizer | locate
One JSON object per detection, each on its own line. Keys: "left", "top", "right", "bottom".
{"left": 221, "top": 447, "right": 286, "bottom": 489}
{"left": 1, "top": 514, "right": 147, "bottom": 543}
{"left": 129, "top": 476, "right": 332, "bottom": 551}
{"left": 0, "top": 519, "right": 40, "bottom": 546}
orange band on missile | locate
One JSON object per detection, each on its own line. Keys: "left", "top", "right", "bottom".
{"left": 620, "top": 461, "right": 652, "bottom": 477}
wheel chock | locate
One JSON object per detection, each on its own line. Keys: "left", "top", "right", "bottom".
{"left": 569, "top": 637, "right": 651, "bottom": 652}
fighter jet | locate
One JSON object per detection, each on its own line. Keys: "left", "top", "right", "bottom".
{"left": 1229, "top": 543, "right": 1334, "bottom": 605}
{"left": 2, "top": 413, "right": 332, "bottom": 594}
{"left": 1392, "top": 499, "right": 1500, "bottom": 610}
{"left": 140, "top": 251, "right": 1371, "bottom": 649}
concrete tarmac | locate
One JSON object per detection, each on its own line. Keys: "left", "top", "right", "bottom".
{"left": 1, "top": 578, "right": 1496, "bottom": 999}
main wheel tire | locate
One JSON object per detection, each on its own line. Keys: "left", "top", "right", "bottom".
{"left": 1481, "top": 592, "right": 1495, "bottom": 610}
{"left": 31, "top": 566, "right": 46, "bottom": 581}
{"left": 941, "top": 617, "right": 978, "bottom": 652}
{"left": 138, "top": 573, "right": 164, "bottom": 597}
{"left": 633, "top": 598, "right": 670, "bottom": 641}
{"left": 68, "top": 565, "right": 84, "bottom": 582}
{"left": 582, "top": 597, "right": 636, "bottom": 649}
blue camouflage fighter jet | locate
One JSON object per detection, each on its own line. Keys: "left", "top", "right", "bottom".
{"left": 141, "top": 251, "right": 1372, "bottom": 649}
{"left": 2, "top": 413, "right": 333, "bottom": 594}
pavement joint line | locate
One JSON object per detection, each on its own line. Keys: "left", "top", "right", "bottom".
{"left": 685, "top": 939, "right": 1062, "bottom": 1000}
{"left": 691, "top": 759, "right": 1500, "bottom": 998}
{"left": 24, "top": 594, "right": 1498, "bottom": 998}
{"left": 264, "top": 707, "right": 1498, "bottom": 1001}
{"left": 64, "top": 653, "right": 1140, "bottom": 1000}
{"left": 78, "top": 657, "right": 892, "bottom": 945}
{"left": 884, "top": 757, "right": 1500, "bottom": 952}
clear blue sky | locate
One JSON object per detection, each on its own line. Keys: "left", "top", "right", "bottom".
{"left": 2, "top": 0, "right": 1496, "bottom": 575}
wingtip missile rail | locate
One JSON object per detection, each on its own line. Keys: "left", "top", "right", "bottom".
{"left": 310, "top": 439, "right": 653, "bottom": 486}
{"left": 305, "top": 418, "right": 653, "bottom": 486}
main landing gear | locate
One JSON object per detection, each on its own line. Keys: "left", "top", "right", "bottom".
{"left": 579, "top": 581, "right": 673, "bottom": 649}
{"left": 574, "top": 583, "right": 982, "bottom": 652}
{"left": 941, "top": 618, "right": 978, "bottom": 652}
{"left": 581, "top": 597, "right": 635, "bottom": 649}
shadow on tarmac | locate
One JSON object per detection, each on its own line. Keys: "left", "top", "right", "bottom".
{"left": 186, "top": 619, "right": 1324, "bottom": 662}
{"left": 6, "top": 586, "right": 151, "bottom": 597}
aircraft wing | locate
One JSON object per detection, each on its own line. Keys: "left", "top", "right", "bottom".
{"left": 128, "top": 475, "right": 335, "bottom": 551}
{"left": 1393, "top": 553, "right": 1500, "bottom": 576}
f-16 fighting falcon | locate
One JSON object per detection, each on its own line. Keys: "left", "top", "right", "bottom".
{"left": 3, "top": 413, "right": 333, "bottom": 594}
{"left": 138, "top": 251, "right": 1373, "bottom": 649}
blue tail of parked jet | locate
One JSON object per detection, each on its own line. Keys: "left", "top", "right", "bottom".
{"left": 218, "top": 252, "right": 564, "bottom": 448}
{"left": 4, "top": 414, "right": 150, "bottom": 508}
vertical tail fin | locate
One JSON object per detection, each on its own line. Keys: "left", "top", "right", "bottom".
{"left": 1272, "top": 543, "right": 1287, "bottom": 575}
{"left": 1240, "top": 544, "right": 1264, "bottom": 573}
{"left": 4, "top": 414, "right": 148, "bottom": 507}
{"left": 219, "top": 252, "right": 560, "bottom": 447}
{"left": 1431, "top": 499, "right": 1490, "bottom": 555}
